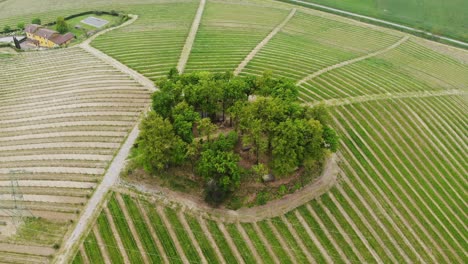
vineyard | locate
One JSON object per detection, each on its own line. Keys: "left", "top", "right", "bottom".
{"left": 0, "top": 0, "right": 467, "bottom": 263}
{"left": 0, "top": 47, "right": 150, "bottom": 262}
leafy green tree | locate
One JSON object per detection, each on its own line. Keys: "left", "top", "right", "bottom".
{"left": 323, "top": 126, "right": 339, "bottom": 152}
{"left": 197, "top": 149, "right": 241, "bottom": 204}
{"left": 305, "top": 104, "right": 331, "bottom": 126}
{"left": 271, "top": 119, "right": 301, "bottom": 175}
{"left": 31, "top": 18, "right": 41, "bottom": 25}
{"left": 203, "top": 132, "right": 238, "bottom": 152}
{"left": 241, "top": 118, "right": 266, "bottom": 164}
{"left": 17, "top": 22, "right": 25, "bottom": 30}
{"left": 137, "top": 112, "right": 186, "bottom": 172}
{"left": 152, "top": 80, "right": 182, "bottom": 118}
{"left": 167, "top": 67, "right": 180, "bottom": 81}
{"left": 221, "top": 77, "right": 248, "bottom": 120}
{"left": 172, "top": 101, "right": 199, "bottom": 143}
{"left": 56, "top": 17, "right": 68, "bottom": 34}
{"left": 197, "top": 118, "right": 217, "bottom": 142}
{"left": 185, "top": 78, "right": 222, "bottom": 118}
{"left": 238, "top": 97, "right": 288, "bottom": 151}
{"left": 186, "top": 140, "right": 201, "bottom": 173}
{"left": 271, "top": 119, "right": 324, "bottom": 176}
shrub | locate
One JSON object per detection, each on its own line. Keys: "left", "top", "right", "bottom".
{"left": 31, "top": 18, "right": 41, "bottom": 25}
{"left": 3, "top": 25, "right": 11, "bottom": 32}
{"left": 17, "top": 22, "right": 25, "bottom": 30}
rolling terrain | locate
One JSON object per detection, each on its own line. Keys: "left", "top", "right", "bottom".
{"left": 0, "top": 0, "right": 466, "bottom": 263}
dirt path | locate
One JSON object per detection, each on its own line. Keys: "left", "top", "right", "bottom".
{"left": 267, "top": 220, "right": 297, "bottom": 263}
{"left": 104, "top": 207, "right": 130, "bottom": 263}
{"left": 93, "top": 225, "right": 112, "bottom": 264}
{"left": 286, "top": 0, "right": 468, "bottom": 47}
{"left": 252, "top": 222, "right": 280, "bottom": 264}
{"left": 236, "top": 223, "right": 262, "bottom": 263}
{"left": 281, "top": 215, "right": 316, "bottom": 263}
{"left": 123, "top": 153, "right": 338, "bottom": 223}
{"left": 56, "top": 123, "right": 141, "bottom": 263}
{"left": 156, "top": 206, "right": 190, "bottom": 264}
{"left": 305, "top": 89, "right": 465, "bottom": 108}
{"left": 79, "top": 16, "right": 157, "bottom": 93}
{"left": 116, "top": 194, "right": 150, "bottom": 264}
{"left": 217, "top": 222, "right": 245, "bottom": 264}
{"left": 177, "top": 0, "right": 206, "bottom": 73}
{"left": 297, "top": 35, "right": 409, "bottom": 86}
{"left": 198, "top": 217, "right": 226, "bottom": 264}
{"left": 137, "top": 200, "right": 169, "bottom": 263}
{"left": 17, "top": 13, "right": 154, "bottom": 264}
{"left": 177, "top": 211, "right": 207, "bottom": 264}
{"left": 234, "top": 8, "right": 296, "bottom": 75}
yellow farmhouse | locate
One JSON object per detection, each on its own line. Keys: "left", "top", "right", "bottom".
{"left": 25, "top": 24, "right": 74, "bottom": 48}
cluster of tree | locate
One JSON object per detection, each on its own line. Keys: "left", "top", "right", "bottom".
{"left": 135, "top": 69, "right": 338, "bottom": 204}
{"left": 231, "top": 97, "right": 338, "bottom": 176}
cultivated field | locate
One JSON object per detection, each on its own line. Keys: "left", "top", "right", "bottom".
{"left": 0, "top": 0, "right": 466, "bottom": 263}
{"left": 290, "top": 0, "right": 468, "bottom": 42}
{"left": 0, "top": 47, "right": 150, "bottom": 262}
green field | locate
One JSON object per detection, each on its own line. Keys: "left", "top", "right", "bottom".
{"left": 0, "top": 0, "right": 466, "bottom": 263}
{"left": 287, "top": 0, "right": 468, "bottom": 43}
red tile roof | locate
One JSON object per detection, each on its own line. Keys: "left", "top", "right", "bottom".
{"left": 50, "top": 32, "right": 74, "bottom": 45}
{"left": 25, "top": 24, "right": 40, "bottom": 34}
{"left": 24, "top": 24, "right": 75, "bottom": 46}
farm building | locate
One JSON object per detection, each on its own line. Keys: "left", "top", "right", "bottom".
{"left": 25, "top": 24, "right": 74, "bottom": 48}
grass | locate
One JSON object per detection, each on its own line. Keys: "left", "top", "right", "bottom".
{"left": 269, "top": 217, "right": 309, "bottom": 262}
{"left": 185, "top": 1, "right": 290, "bottom": 73}
{"left": 71, "top": 251, "right": 84, "bottom": 264}
{"left": 6, "top": 217, "right": 68, "bottom": 246}
{"left": 241, "top": 223, "right": 276, "bottom": 263}
{"left": 83, "top": 230, "right": 105, "bottom": 263}
{"left": 330, "top": 96, "right": 468, "bottom": 263}
{"left": 185, "top": 214, "right": 220, "bottom": 263}
{"left": 96, "top": 212, "right": 124, "bottom": 264}
{"left": 224, "top": 223, "right": 256, "bottom": 263}
{"left": 256, "top": 221, "right": 292, "bottom": 263}
{"left": 283, "top": 211, "right": 329, "bottom": 263}
{"left": 144, "top": 203, "right": 183, "bottom": 264}
{"left": 107, "top": 195, "right": 144, "bottom": 263}
{"left": 91, "top": 2, "right": 199, "bottom": 81}
{"left": 121, "top": 194, "right": 164, "bottom": 263}
{"left": 163, "top": 207, "right": 201, "bottom": 263}
{"left": 205, "top": 219, "right": 238, "bottom": 263}
{"left": 286, "top": 0, "right": 468, "bottom": 42}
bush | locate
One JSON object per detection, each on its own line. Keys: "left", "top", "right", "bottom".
{"left": 3, "top": 25, "right": 11, "bottom": 32}
{"left": 31, "top": 18, "right": 41, "bottom": 25}
{"left": 17, "top": 22, "right": 25, "bottom": 30}
{"left": 256, "top": 191, "right": 269, "bottom": 205}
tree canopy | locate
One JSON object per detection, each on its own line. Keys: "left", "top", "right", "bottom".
{"left": 135, "top": 69, "right": 339, "bottom": 204}
{"left": 56, "top": 17, "right": 68, "bottom": 34}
